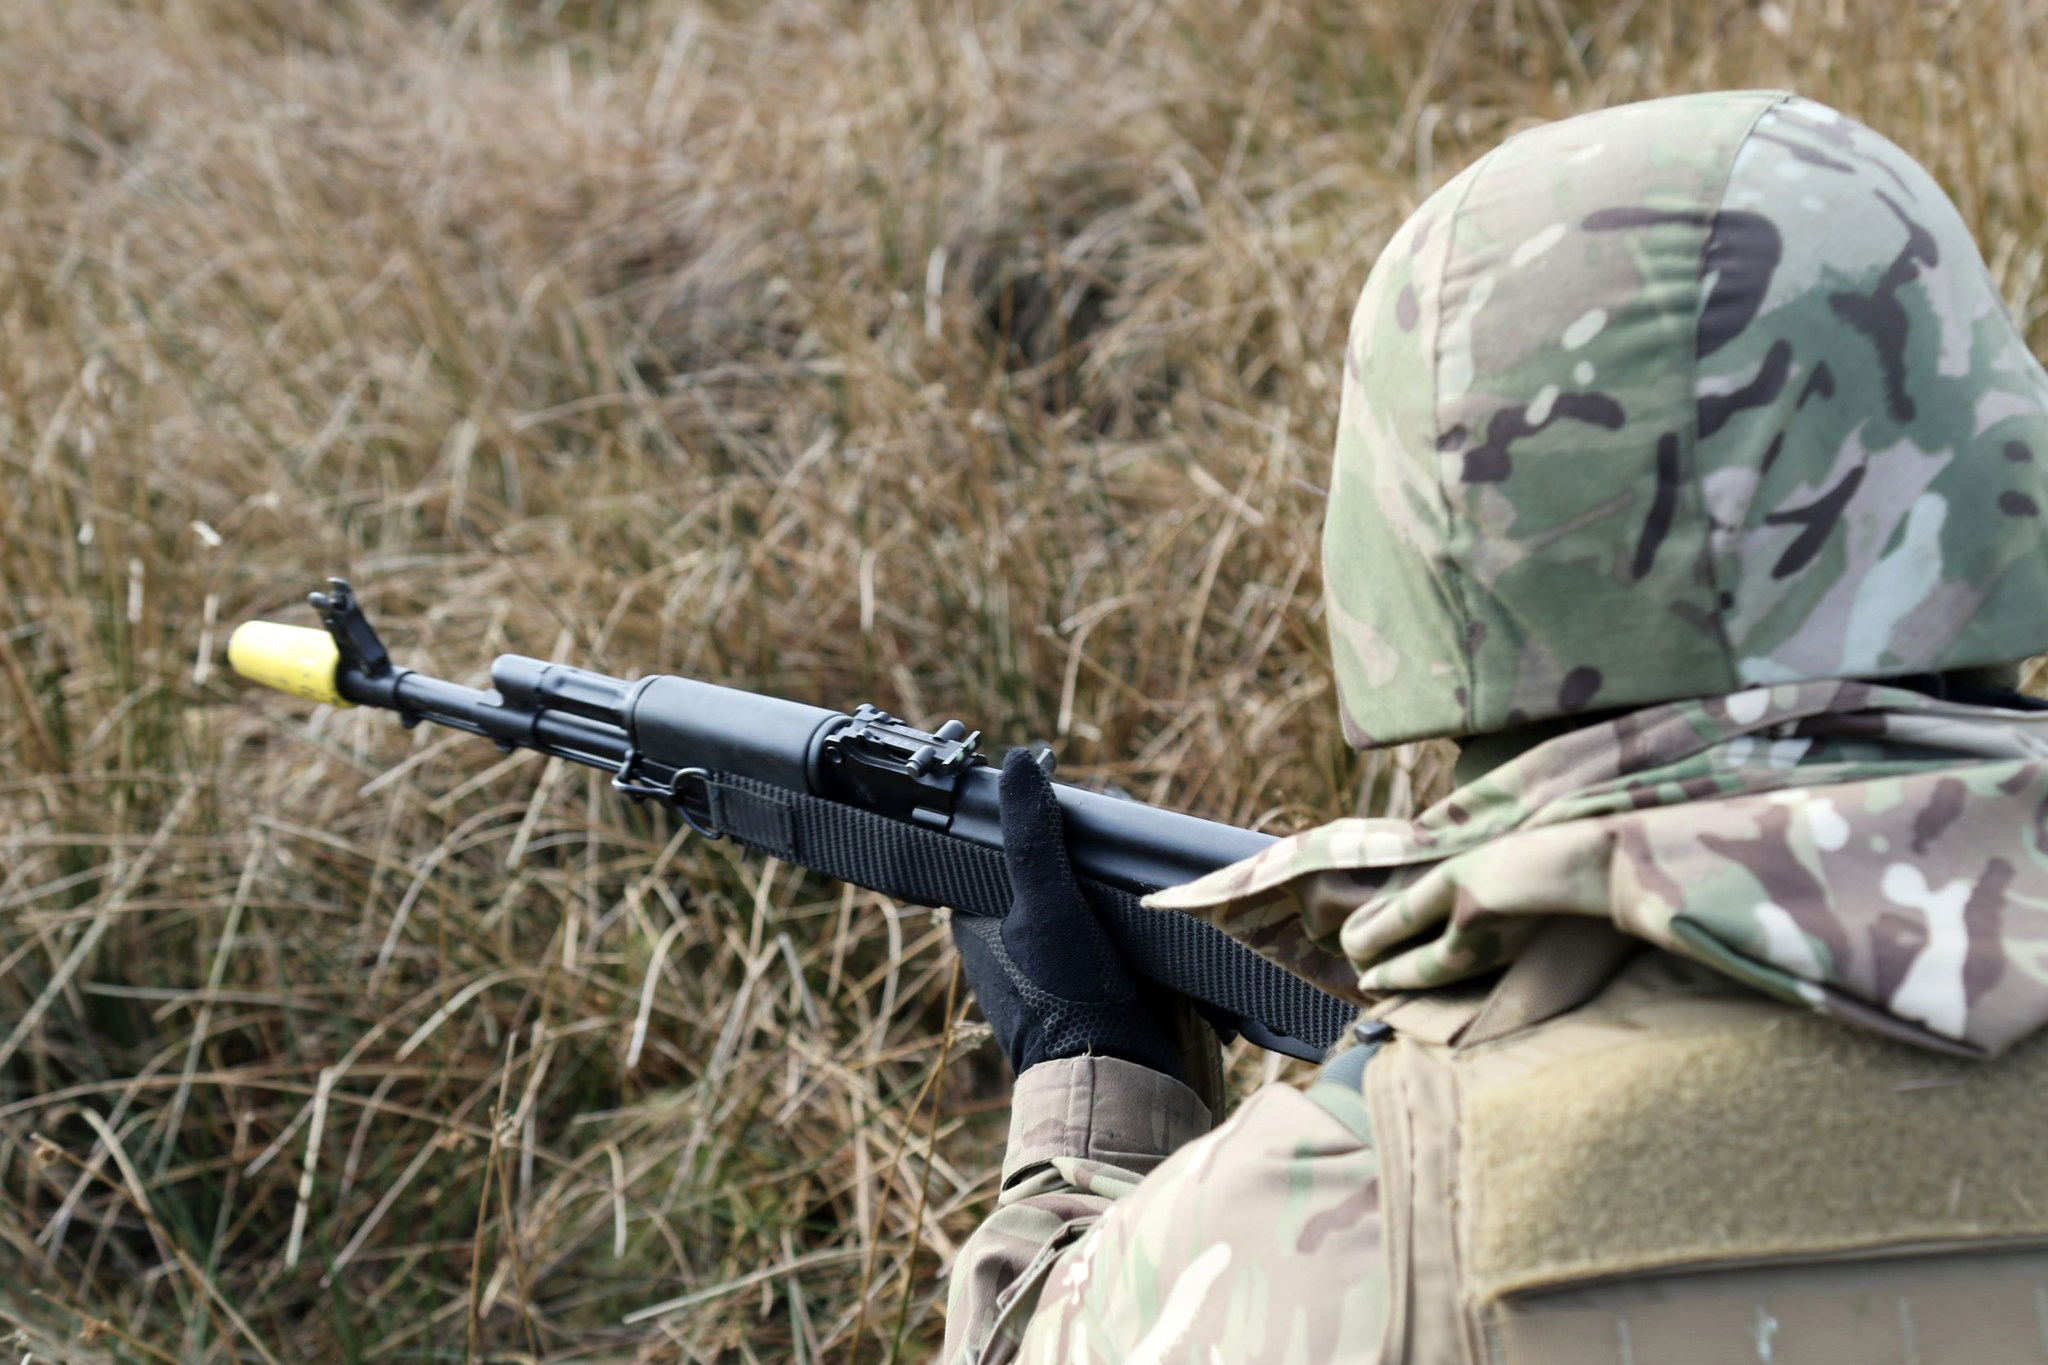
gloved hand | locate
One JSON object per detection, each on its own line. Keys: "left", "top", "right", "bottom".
{"left": 951, "top": 748, "right": 1186, "bottom": 1082}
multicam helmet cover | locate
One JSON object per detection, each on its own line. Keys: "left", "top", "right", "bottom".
{"left": 1329, "top": 90, "right": 2048, "bottom": 746}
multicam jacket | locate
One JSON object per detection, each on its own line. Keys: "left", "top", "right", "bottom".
{"left": 946, "top": 684, "right": 2048, "bottom": 1363}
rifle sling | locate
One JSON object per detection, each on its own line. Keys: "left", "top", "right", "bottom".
{"left": 702, "top": 772, "right": 1352, "bottom": 1059}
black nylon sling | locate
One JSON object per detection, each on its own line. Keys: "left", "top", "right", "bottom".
{"left": 704, "top": 772, "right": 1354, "bottom": 1057}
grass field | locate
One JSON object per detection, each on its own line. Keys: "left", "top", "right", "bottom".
{"left": 3, "top": 0, "right": 2046, "bottom": 1359}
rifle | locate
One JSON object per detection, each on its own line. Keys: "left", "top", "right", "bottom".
{"left": 228, "top": 579, "right": 1351, "bottom": 1060}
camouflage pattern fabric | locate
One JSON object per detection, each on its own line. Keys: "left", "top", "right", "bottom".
{"left": 947, "top": 681, "right": 2048, "bottom": 1361}
{"left": 1012, "top": 1072, "right": 1382, "bottom": 1364}
{"left": 1151, "top": 679, "right": 2048, "bottom": 1057}
{"left": 1327, "top": 91, "right": 2048, "bottom": 746}
{"left": 943, "top": 1054, "right": 1218, "bottom": 1364}
{"left": 944, "top": 1053, "right": 1383, "bottom": 1365}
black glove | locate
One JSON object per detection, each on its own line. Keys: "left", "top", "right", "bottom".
{"left": 951, "top": 748, "right": 1185, "bottom": 1082}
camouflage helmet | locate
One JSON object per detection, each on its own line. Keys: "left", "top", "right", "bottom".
{"left": 1328, "top": 90, "right": 2048, "bottom": 746}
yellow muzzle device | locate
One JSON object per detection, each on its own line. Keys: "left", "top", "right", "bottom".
{"left": 226, "top": 621, "right": 351, "bottom": 706}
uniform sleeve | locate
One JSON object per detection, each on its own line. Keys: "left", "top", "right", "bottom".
{"left": 949, "top": 1063, "right": 1389, "bottom": 1364}
{"left": 943, "top": 1055, "right": 1214, "bottom": 1365}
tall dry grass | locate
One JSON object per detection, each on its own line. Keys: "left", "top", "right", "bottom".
{"left": 2, "top": 0, "right": 2046, "bottom": 1358}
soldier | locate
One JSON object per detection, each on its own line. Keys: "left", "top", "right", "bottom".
{"left": 945, "top": 90, "right": 2048, "bottom": 1363}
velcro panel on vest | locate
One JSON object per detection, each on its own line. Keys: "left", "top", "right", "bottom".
{"left": 1484, "top": 1247, "right": 2048, "bottom": 1365}
{"left": 1460, "top": 1003, "right": 2048, "bottom": 1304}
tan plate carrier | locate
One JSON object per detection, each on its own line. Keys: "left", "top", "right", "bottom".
{"left": 1365, "top": 923, "right": 2048, "bottom": 1365}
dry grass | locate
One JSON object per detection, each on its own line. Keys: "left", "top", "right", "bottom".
{"left": 2, "top": 0, "right": 2046, "bottom": 1358}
